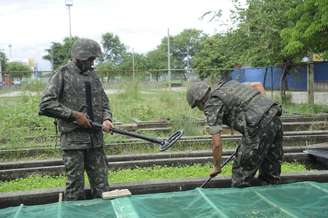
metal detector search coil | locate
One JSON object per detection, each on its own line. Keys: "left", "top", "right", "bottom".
{"left": 91, "top": 122, "right": 183, "bottom": 152}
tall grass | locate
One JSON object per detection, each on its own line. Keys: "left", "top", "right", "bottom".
{"left": 283, "top": 103, "right": 328, "bottom": 115}
{"left": 1, "top": 81, "right": 328, "bottom": 151}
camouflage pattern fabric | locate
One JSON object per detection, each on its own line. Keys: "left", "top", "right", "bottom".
{"left": 186, "top": 81, "right": 210, "bottom": 108}
{"left": 71, "top": 38, "right": 102, "bottom": 61}
{"left": 207, "top": 80, "right": 277, "bottom": 135}
{"left": 39, "top": 39, "right": 112, "bottom": 201}
{"left": 201, "top": 80, "right": 283, "bottom": 187}
{"left": 39, "top": 61, "right": 112, "bottom": 150}
{"left": 63, "top": 147, "right": 110, "bottom": 200}
{"left": 231, "top": 115, "right": 283, "bottom": 187}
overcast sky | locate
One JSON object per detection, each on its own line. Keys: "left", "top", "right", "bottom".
{"left": 0, "top": 0, "right": 241, "bottom": 70}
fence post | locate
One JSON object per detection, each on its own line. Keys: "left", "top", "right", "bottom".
{"left": 307, "top": 62, "right": 314, "bottom": 104}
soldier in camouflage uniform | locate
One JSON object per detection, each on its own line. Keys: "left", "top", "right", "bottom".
{"left": 39, "top": 38, "right": 113, "bottom": 200}
{"left": 186, "top": 80, "right": 283, "bottom": 187}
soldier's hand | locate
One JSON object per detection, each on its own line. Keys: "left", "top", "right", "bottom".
{"left": 209, "top": 166, "right": 221, "bottom": 178}
{"left": 102, "top": 120, "right": 113, "bottom": 133}
{"left": 72, "top": 111, "right": 92, "bottom": 128}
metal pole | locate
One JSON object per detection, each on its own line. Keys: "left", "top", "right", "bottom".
{"left": 65, "top": 0, "right": 73, "bottom": 38}
{"left": 167, "top": 28, "right": 171, "bottom": 89}
{"left": 51, "top": 47, "right": 54, "bottom": 72}
{"left": 68, "top": 6, "right": 72, "bottom": 37}
{"left": 132, "top": 49, "right": 135, "bottom": 80}
{"left": 8, "top": 44, "right": 12, "bottom": 59}
{"left": 0, "top": 61, "right": 2, "bottom": 84}
{"left": 307, "top": 62, "right": 314, "bottom": 104}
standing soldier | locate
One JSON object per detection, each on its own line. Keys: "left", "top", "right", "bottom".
{"left": 39, "top": 38, "right": 113, "bottom": 200}
{"left": 186, "top": 79, "right": 283, "bottom": 187}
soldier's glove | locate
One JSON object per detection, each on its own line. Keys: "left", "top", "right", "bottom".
{"left": 72, "top": 111, "right": 92, "bottom": 128}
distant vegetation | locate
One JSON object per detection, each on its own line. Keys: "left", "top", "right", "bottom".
{"left": 31, "top": 0, "right": 328, "bottom": 81}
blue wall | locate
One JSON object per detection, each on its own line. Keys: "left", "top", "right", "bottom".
{"left": 231, "top": 61, "right": 328, "bottom": 91}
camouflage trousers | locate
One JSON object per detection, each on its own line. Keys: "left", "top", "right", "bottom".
{"left": 63, "top": 147, "right": 109, "bottom": 200}
{"left": 231, "top": 116, "right": 283, "bottom": 187}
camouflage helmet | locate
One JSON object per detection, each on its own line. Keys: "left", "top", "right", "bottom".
{"left": 71, "top": 38, "right": 102, "bottom": 60}
{"left": 186, "top": 81, "right": 210, "bottom": 108}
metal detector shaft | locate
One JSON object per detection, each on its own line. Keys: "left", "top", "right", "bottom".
{"left": 90, "top": 122, "right": 183, "bottom": 151}
{"left": 200, "top": 145, "right": 240, "bottom": 188}
{"left": 91, "top": 122, "right": 163, "bottom": 145}
{"left": 110, "top": 128, "right": 163, "bottom": 145}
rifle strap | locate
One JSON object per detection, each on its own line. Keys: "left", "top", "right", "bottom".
{"left": 54, "top": 119, "right": 58, "bottom": 147}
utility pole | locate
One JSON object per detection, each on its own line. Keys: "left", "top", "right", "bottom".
{"left": 50, "top": 47, "right": 55, "bottom": 72}
{"left": 0, "top": 60, "right": 2, "bottom": 84}
{"left": 307, "top": 62, "right": 314, "bottom": 104}
{"left": 65, "top": 0, "right": 73, "bottom": 38}
{"left": 167, "top": 28, "right": 171, "bottom": 89}
{"left": 132, "top": 49, "right": 135, "bottom": 80}
{"left": 8, "top": 44, "right": 12, "bottom": 59}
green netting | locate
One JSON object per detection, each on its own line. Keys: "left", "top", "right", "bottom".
{"left": 1, "top": 181, "right": 328, "bottom": 218}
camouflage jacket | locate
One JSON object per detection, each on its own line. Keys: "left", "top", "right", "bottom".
{"left": 39, "top": 61, "right": 112, "bottom": 150}
{"left": 204, "top": 80, "right": 280, "bottom": 135}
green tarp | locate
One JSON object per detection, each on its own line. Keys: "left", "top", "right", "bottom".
{"left": 1, "top": 181, "right": 328, "bottom": 218}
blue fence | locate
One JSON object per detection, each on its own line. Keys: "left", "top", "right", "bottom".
{"left": 231, "top": 61, "right": 328, "bottom": 91}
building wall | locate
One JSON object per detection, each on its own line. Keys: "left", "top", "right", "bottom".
{"left": 231, "top": 61, "right": 328, "bottom": 91}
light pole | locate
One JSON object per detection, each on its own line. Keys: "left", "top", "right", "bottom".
{"left": 8, "top": 44, "right": 12, "bottom": 59}
{"left": 65, "top": 0, "right": 73, "bottom": 38}
{"left": 0, "top": 49, "right": 2, "bottom": 84}
{"left": 167, "top": 28, "right": 171, "bottom": 89}
{"left": 132, "top": 49, "right": 135, "bottom": 80}
{"left": 302, "top": 56, "right": 314, "bottom": 105}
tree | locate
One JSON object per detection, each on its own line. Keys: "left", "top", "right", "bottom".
{"left": 6, "top": 61, "right": 32, "bottom": 79}
{"left": 0, "top": 50, "right": 7, "bottom": 71}
{"left": 192, "top": 34, "right": 226, "bottom": 78}
{"left": 281, "top": 0, "right": 328, "bottom": 59}
{"left": 146, "top": 47, "right": 168, "bottom": 80}
{"left": 96, "top": 61, "right": 116, "bottom": 82}
{"left": 43, "top": 37, "right": 78, "bottom": 70}
{"left": 206, "top": 0, "right": 301, "bottom": 101}
{"left": 101, "top": 32, "right": 127, "bottom": 65}
{"left": 171, "top": 29, "right": 206, "bottom": 70}
{"left": 118, "top": 52, "right": 149, "bottom": 78}
{"left": 146, "top": 29, "right": 205, "bottom": 79}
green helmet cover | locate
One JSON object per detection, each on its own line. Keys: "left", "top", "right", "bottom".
{"left": 186, "top": 81, "right": 210, "bottom": 108}
{"left": 71, "top": 38, "right": 102, "bottom": 60}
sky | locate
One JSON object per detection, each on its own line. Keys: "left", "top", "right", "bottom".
{"left": 0, "top": 0, "right": 241, "bottom": 70}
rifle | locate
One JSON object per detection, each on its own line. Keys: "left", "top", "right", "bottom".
{"left": 84, "top": 82, "right": 183, "bottom": 152}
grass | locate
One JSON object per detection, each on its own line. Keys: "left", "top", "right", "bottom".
{"left": 0, "top": 162, "right": 307, "bottom": 192}
{"left": 0, "top": 81, "right": 202, "bottom": 150}
{"left": 283, "top": 103, "right": 328, "bottom": 115}
{"left": 0, "top": 80, "right": 328, "bottom": 153}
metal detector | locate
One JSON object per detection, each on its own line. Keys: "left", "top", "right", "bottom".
{"left": 91, "top": 122, "right": 183, "bottom": 152}
{"left": 200, "top": 145, "right": 240, "bottom": 188}
{"left": 84, "top": 81, "right": 183, "bottom": 152}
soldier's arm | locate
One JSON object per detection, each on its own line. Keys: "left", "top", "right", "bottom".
{"left": 210, "top": 133, "right": 222, "bottom": 177}
{"left": 39, "top": 70, "right": 73, "bottom": 120}
{"left": 101, "top": 88, "right": 112, "bottom": 122}
{"left": 205, "top": 97, "right": 225, "bottom": 177}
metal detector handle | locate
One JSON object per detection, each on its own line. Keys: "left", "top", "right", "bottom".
{"left": 200, "top": 145, "right": 240, "bottom": 188}
{"left": 90, "top": 122, "right": 163, "bottom": 145}
{"left": 110, "top": 128, "right": 163, "bottom": 145}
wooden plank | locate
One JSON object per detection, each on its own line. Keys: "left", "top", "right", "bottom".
{"left": 102, "top": 189, "right": 132, "bottom": 200}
